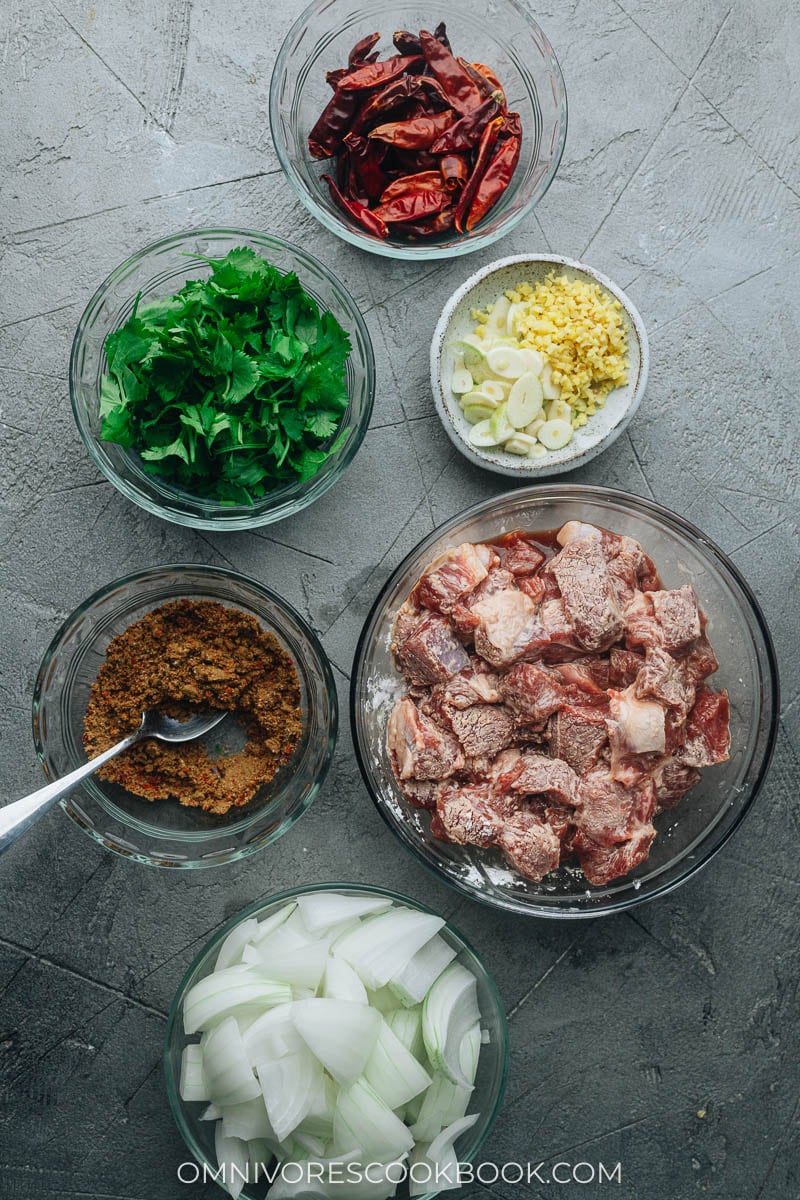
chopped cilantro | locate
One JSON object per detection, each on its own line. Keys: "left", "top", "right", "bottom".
{"left": 100, "top": 247, "right": 352, "bottom": 504}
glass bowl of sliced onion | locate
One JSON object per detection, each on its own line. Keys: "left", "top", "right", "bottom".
{"left": 164, "top": 884, "right": 508, "bottom": 1200}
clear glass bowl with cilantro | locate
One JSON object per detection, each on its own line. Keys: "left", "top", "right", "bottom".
{"left": 71, "top": 231, "right": 374, "bottom": 530}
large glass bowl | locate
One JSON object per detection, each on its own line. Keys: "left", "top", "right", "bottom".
{"left": 270, "top": 0, "right": 567, "bottom": 260}
{"left": 351, "top": 486, "right": 779, "bottom": 917}
{"left": 32, "top": 565, "right": 337, "bottom": 868}
{"left": 70, "top": 229, "right": 375, "bottom": 530}
{"left": 164, "top": 883, "right": 509, "bottom": 1200}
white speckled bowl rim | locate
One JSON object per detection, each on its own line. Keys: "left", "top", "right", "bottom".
{"left": 430, "top": 254, "right": 649, "bottom": 476}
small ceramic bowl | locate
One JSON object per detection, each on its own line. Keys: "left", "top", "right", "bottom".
{"left": 430, "top": 255, "right": 648, "bottom": 476}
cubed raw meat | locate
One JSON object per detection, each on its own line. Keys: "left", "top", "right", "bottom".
{"left": 635, "top": 646, "right": 695, "bottom": 716}
{"left": 549, "top": 537, "right": 624, "bottom": 651}
{"left": 394, "top": 612, "right": 470, "bottom": 685}
{"left": 387, "top": 698, "right": 465, "bottom": 780}
{"left": 677, "top": 634, "right": 719, "bottom": 684}
{"left": 553, "top": 657, "right": 611, "bottom": 700}
{"left": 609, "top": 647, "right": 646, "bottom": 687}
{"left": 571, "top": 822, "right": 656, "bottom": 886}
{"left": 575, "top": 766, "right": 644, "bottom": 845}
{"left": 655, "top": 759, "right": 701, "bottom": 810}
{"left": 608, "top": 686, "right": 667, "bottom": 755}
{"left": 473, "top": 589, "right": 542, "bottom": 668}
{"left": 497, "top": 531, "right": 546, "bottom": 576}
{"left": 498, "top": 752, "right": 579, "bottom": 806}
{"left": 412, "top": 542, "right": 494, "bottom": 613}
{"left": 447, "top": 704, "right": 516, "bottom": 758}
{"left": 676, "top": 687, "right": 730, "bottom": 767}
{"left": 435, "top": 784, "right": 506, "bottom": 847}
{"left": 500, "top": 662, "right": 566, "bottom": 724}
{"left": 651, "top": 585, "right": 702, "bottom": 651}
{"left": 546, "top": 705, "right": 609, "bottom": 774}
{"left": 498, "top": 811, "right": 561, "bottom": 881}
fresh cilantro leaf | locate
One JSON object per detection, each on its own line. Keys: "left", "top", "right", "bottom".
{"left": 305, "top": 411, "right": 338, "bottom": 439}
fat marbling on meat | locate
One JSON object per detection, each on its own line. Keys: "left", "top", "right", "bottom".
{"left": 387, "top": 525, "right": 730, "bottom": 887}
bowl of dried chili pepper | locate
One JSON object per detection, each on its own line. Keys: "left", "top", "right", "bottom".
{"left": 270, "top": 0, "right": 567, "bottom": 258}
{"left": 32, "top": 564, "right": 338, "bottom": 868}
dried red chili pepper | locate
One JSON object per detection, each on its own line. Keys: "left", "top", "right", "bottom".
{"left": 368, "top": 108, "right": 454, "bottom": 149}
{"left": 350, "top": 74, "right": 421, "bottom": 134}
{"left": 464, "top": 114, "right": 522, "bottom": 230}
{"left": 457, "top": 57, "right": 494, "bottom": 100}
{"left": 373, "top": 187, "right": 452, "bottom": 224}
{"left": 418, "top": 30, "right": 483, "bottom": 115}
{"left": 322, "top": 174, "right": 389, "bottom": 238}
{"left": 439, "top": 153, "right": 469, "bottom": 191}
{"left": 429, "top": 95, "right": 500, "bottom": 153}
{"left": 380, "top": 170, "right": 444, "bottom": 202}
{"left": 403, "top": 206, "right": 455, "bottom": 238}
{"left": 326, "top": 66, "right": 349, "bottom": 88}
{"left": 391, "top": 147, "right": 439, "bottom": 173}
{"left": 348, "top": 31, "right": 381, "bottom": 65}
{"left": 434, "top": 21, "right": 452, "bottom": 51}
{"left": 415, "top": 74, "right": 453, "bottom": 111}
{"left": 343, "top": 131, "right": 390, "bottom": 200}
{"left": 453, "top": 114, "right": 503, "bottom": 232}
{"left": 339, "top": 55, "right": 423, "bottom": 91}
{"left": 393, "top": 30, "right": 422, "bottom": 54}
{"left": 308, "top": 87, "right": 361, "bottom": 158}
{"left": 472, "top": 61, "right": 506, "bottom": 101}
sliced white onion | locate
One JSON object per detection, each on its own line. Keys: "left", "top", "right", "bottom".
{"left": 409, "top": 1073, "right": 469, "bottom": 1143}
{"left": 200, "top": 1102, "right": 222, "bottom": 1121}
{"left": 323, "top": 956, "right": 368, "bottom": 1005}
{"left": 221, "top": 1095, "right": 274, "bottom": 1143}
{"left": 334, "top": 1077, "right": 415, "bottom": 1161}
{"left": 297, "top": 892, "right": 393, "bottom": 935}
{"left": 364, "top": 1018, "right": 431, "bottom": 1110}
{"left": 409, "top": 1115, "right": 479, "bottom": 1197}
{"left": 292, "top": 998, "right": 380, "bottom": 1086}
{"left": 334, "top": 909, "right": 444, "bottom": 990}
{"left": 388, "top": 935, "right": 456, "bottom": 1007}
{"left": 215, "top": 917, "right": 260, "bottom": 972}
{"left": 243, "top": 939, "right": 329, "bottom": 991}
{"left": 214, "top": 1123, "right": 249, "bottom": 1200}
{"left": 184, "top": 965, "right": 292, "bottom": 1035}
{"left": 297, "top": 1072, "right": 337, "bottom": 1139}
{"left": 179, "top": 1042, "right": 210, "bottom": 1103}
{"left": 422, "top": 964, "right": 480, "bottom": 1089}
{"left": 386, "top": 1006, "right": 424, "bottom": 1061}
{"left": 256, "top": 1046, "right": 321, "bottom": 1142}
{"left": 203, "top": 1016, "right": 261, "bottom": 1107}
{"left": 243, "top": 1002, "right": 304, "bottom": 1064}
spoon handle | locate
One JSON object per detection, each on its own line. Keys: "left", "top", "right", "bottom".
{"left": 0, "top": 731, "right": 141, "bottom": 855}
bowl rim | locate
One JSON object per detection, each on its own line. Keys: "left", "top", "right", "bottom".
{"left": 31, "top": 562, "right": 339, "bottom": 868}
{"left": 69, "top": 226, "right": 375, "bottom": 531}
{"left": 163, "top": 881, "right": 510, "bottom": 1199}
{"left": 430, "top": 254, "right": 650, "bottom": 477}
{"left": 349, "top": 483, "right": 780, "bottom": 918}
{"left": 268, "top": 0, "right": 568, "bottom": 261}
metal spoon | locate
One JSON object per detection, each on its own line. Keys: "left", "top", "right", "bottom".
{"left": 0, "top": 709, "right": 228, "bottom": 854}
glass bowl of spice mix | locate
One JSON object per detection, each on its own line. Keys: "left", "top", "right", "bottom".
{"left": 70, "top": 229, "right": 375, "bottom": 530}
{"left": 32, "top": 565, "right": 337, "bottom": 867}
{"left": 270, "top": 0, "right": 567, "bottom": 259}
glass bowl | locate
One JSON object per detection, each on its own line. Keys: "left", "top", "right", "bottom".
{"left": 70, "top": 229, "right": 375, "bottom": 530}
{"left": 164, "top": 883, "right": 509, "bottom": 1200}
{"left": 32, "top": 565, "right": 337, "bottom": 868}
{"left": 351, "top": 485, "right": 779, "bottom": 917}
{"left": 269, "top": 0, "right": 567, "bottom": 260}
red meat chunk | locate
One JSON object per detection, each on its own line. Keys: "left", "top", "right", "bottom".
{"left": 472, "top": 588, "right": 542, "bottom": 668}
{"left": 517, "top": 575, "right": 547, "bottom": 604}
{"left": 391, "top": 773, "right": 440, "bottom": 811}
{"left": 546, "top": 705, "right": 609, "bottom": 774}
{"left": 655, "top": 759, "right": 701, "bottom": 810}
{"left": 412, "top": 542, "right": 494, "bottom": 614}
{"left": 387, "top": 698, "right": 465, "bottom": 781}
{"left": 609, "top": 647, "right": 646, "bottom": 687}
{"left": 554, "top": 657, "right": 610, "bottom": 700}
{"left": 676, "top": 687, "right": 731, "bottom": 767}
{"left": 498, "top": 811, "right": 561, "bottom": 881}
{"left": 394, "top": 612, "right": 470, "bottom": 685}
{"left": 435, "top": 784, "right": 506, "bottom": 847}
{"left": 527, "top": 797, "right": 574, "bottom": 840}
{"left": 549, "top": 536, "right": 625, "bottom": 651}
{"left": 575, "top": 766, "right": 653, "bottom": 846}
{"left": 497, "top": 531, "right": 546, "bottom": 576}
{"left": 651, "top": 585, "right": 701, "bottom": 651}
{"left": 572, "top": 822, "right": 656, "bottom": 886}
{"left": 500, "top": 662, "right": 566, "bottom": 725}
{"left": 624, "top": 590, "right": 661, "bottom": 650}
{"left": 430, "top": 664, "right": 502, "bottom": 712}
{"left": 450, "top": 567, "right": 515, "bottom": 636}
{"left": 447, "top": 704, "right": 516, "bottom": 758}
{"left": 635, "top": 646, "right": 695, "bottom": 716}
{"left": 678, "top": 634, "right": 720, "bottom": 684}
{"left": 498, "top": 752, "right": 579, "bottom": 807}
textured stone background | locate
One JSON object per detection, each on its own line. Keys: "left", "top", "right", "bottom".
{"left": 1, "top": 1, "right": 798, "bottom": 1197}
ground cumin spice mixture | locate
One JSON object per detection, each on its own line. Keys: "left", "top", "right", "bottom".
{"left": 83, "top": 599, "right": 302, "bottom": 815}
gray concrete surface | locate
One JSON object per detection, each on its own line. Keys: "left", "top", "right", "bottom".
{"left": 1, "top": 1, "right": 798, "bottom": 1197}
